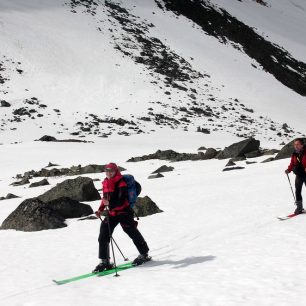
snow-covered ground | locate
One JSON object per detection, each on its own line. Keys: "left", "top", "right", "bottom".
{"left": 0, "top": 132, "right": 305, "bottom": 306}
{"left": 1, "top": 0, "right": 306, "bottom": 305}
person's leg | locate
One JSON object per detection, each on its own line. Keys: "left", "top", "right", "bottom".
{"left": 98, "top": 216, "right": 119, "bottom": 259}
{"left": 120, "top": 212, "right": 149, "bottom": 256}
{"left": 93, "top": 216, "right": 119, "bottom": 272}
{"left": 295, "top": 176, "right": 304, "bottom": 213}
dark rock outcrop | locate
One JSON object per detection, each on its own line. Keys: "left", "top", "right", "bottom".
{"left": 128, "top": 150, "right": 182, "bottom": 162}
{"left": 36, "top": 135, "right": 91, "bottom": 143}
{"left": 134, "top": 196, "right": 163, "bottom": 217}
{"left": 216, "top": 138, "right": 260, "bottom": 159}
{"left": 128, "top": 149, "right": 218, "bottom": 162}
{"left": 0, "top": 196, "right": 93, "bottom": 231}
{"left": 0, "top": 194, "right": 20, "bottom": 201}
{"left": 148, "top": 173, "right": 164, "bottom": 179}
{"left": 47, "top": 197, "right": 93, "bottom": 218}
{"left": 202, "top": 148, "right": 218, "bottom": 159}
{"left": 197, "top": 146, "right": 207, "bottom": 151}
{"left": 11, "top": 178, "right": 30, "bottom": 186}
{"left": 225, "top": 160, "right": 236, "bottom": 167}
{"left": 245, "top": 150, "right": 262, "bottom": 158}
{"left": 38, "top": 135, "right": 57, "bottom": 141}
{"left": 262, "top": 149, "right": 280, "bottom": 156}
{"left": 222, "top": 166, "right": 245, "bottom": 172}
{"left": 29, "top": 179, "right": 50, "bottom": 188}
{"left": 152, "top": 165, "right": 174, "bottom": 174}
{"left": 16, "top": 164, "right": 126, "bottom": 181}
{"left": 38, "top": 176, "right": 101, "bottom": 202}
{"left": 0, "top": 100, "right": 11, "bottom": 107}
{"left": 0, "top": 198, "right": 66, "bottom": 231}
{"left": 5, "top": 193, "right": 19, "bottom": 199}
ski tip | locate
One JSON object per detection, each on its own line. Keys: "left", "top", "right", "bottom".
{"left": 277, "top": 216, "right": 289, "bottom": 221}
{"left": 53, "top": 279, "right": 65, "bottom": 285}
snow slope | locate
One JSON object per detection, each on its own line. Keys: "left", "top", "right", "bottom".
{"left": 0, "top": 133, "right": 306, "bottom": 306}
{"left": 0, "top": 0, "right": 305, "bottom": 144}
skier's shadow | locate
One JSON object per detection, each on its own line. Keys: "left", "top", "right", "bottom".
{"left": 147, "top": 255, "right": 216, "bottom": 269}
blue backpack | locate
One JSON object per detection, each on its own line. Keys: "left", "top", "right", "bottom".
{"left": 121, "top": 174, "right": 141, "bottom": 208}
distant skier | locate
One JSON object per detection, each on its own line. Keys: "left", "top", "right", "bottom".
{"left": 285, "top": 138, "right": 306, "bottom": 214}
{"left": 93, "top": 163, "right": 150, "bottom": 272}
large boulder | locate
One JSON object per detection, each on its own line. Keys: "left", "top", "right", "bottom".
{"left": 29, "top": 179, "right": 50, "bottom": 188}
{"left": 38, "top": 176, "right": 101, "bottom": 202}
{"left": 201, "top": 148, "right": 218, "bottom": 159}
{"left": 0, "top": 100, "right": 11, "bottom": 107}
{"left": 5, "top": 193, "right": 20, "bottom": 199}
{"left": 134, "top": 196, "right": 163, "bottom": 217}
{"left": 47, "top": 197, "right": 93, "bottom": 218}
{"left": 0, "top": 198, "right": 66, "bottom": 231}
{"left": 274, "top": 138, "right": 306, "bottom": 160}
{"left": 245, "top": 150, "right": 261, "bottom": 158}
{"left": 38, "top": 135, "right": 57, "bottom": 142}
{"left": 216, "top": 138, "right": 260, "bottom": 159}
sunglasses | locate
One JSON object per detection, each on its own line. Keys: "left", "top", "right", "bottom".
{"left": 105, "top": 168, "right": 115, "bottom": 172}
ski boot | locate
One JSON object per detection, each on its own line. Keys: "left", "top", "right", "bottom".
{"left": 132, "top": 253, "right": 151, "bottom": 266}
{"left": 294, "top": 200, "right": 304, "bottom": 215}
{"left": 92, "top": 259, "right": 114, "bottom": 273}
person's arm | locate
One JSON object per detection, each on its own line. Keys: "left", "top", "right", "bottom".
{"left": 286, "top": 155, "right": 295, "bottom": 173}
{"left": 96, "top": 182, "right": 108, "bottom": 217}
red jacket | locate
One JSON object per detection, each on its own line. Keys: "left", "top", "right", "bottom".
{"left": 287, "top": 149, "right": 306, "bottom": 175}
{"left": 98, "top": 171, "right": 129, "bottom": 216}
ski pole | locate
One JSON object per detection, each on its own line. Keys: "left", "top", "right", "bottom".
{"left": 111, "top": 237, "right": 129, "bottom": 261}
{"left": 286, "top": 172, "right": 296, "bottom": 203}
{"left": 98, "top": 215, "right": 128, "bottom": 261}
{"left": 105, "top": 208, "right": 119, "bottom": 277}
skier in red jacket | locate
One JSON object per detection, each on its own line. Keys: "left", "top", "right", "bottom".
{"left": 93, "top": 163, "right": 150, "bottom": 272}
{"left": 285, "top": 138, "right": 306, "bottom": 214}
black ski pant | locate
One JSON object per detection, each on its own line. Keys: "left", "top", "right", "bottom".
{"left": 295, "top": 176, "right": 306, "bottom": 202}
{"left": 98, "top": 210, "right": 149, "bottom": 260}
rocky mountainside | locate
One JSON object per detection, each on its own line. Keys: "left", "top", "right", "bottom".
{"left": 0, "top": 0, "right": 305, "bottom": 144}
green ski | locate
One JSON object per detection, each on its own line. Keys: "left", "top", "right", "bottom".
{"left": 53, "top": 262, "right": 133, "bottom": 285}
